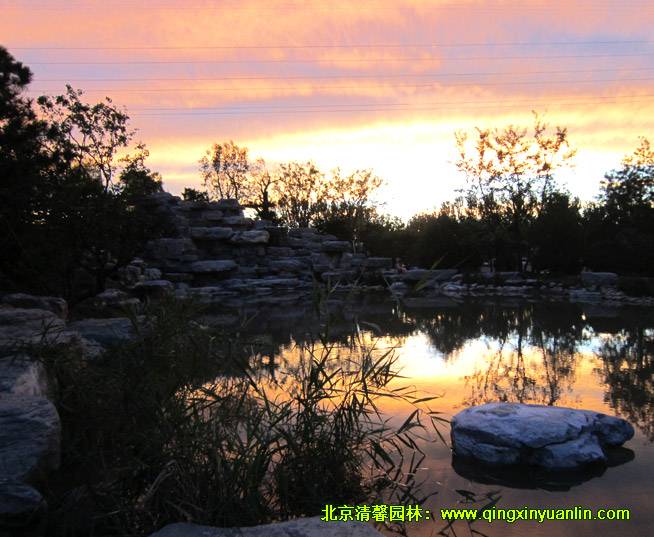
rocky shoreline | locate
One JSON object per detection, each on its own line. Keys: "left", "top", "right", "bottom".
{"left": 66, "top": 193, "right": 654, "bottom": 315}
{"left": 1, "top": 194, "right": 653, "bottom": 535}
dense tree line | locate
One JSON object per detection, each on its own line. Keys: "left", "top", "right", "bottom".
{"left": 316, "top": 119, "right": 653, "bottom": 276}
{"left": 2, "top": 46, "right": 653, "bottom": 303}
{"left": 0, "top": 47, "right": 165, "bottom": 299}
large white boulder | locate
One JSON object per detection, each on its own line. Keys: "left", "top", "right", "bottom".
{"left": 451, "top": 403, "right": 634, "bottom": 470}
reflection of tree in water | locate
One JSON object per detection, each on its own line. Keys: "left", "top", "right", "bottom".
{"left": 597, "top": 327, "right": 654, "bottom": 441}
{"left": 457, "top": 304, "right": 584, "bottom": 407}
{"left": 216, "top": 300, "right": 654, "bottom": 441}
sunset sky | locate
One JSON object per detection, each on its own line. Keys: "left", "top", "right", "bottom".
{"left": 3, "top": 0, "right": 653, "bottom": 218}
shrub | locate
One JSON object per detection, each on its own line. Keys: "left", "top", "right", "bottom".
{"left": 32, "top": 298, "right": 443, "bottom": 536}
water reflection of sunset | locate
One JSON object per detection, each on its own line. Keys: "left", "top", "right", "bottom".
{"left": 236, "top": 302, "right": 654, "bottom": 536}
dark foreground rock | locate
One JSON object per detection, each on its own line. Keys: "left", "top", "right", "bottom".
{"left": 451, "top": 402, "right": 634, "bottom": 470}
{"left": 0, "top": 480, "right": 46, "bottom": 533}
{"left": 149, "top": 518, "right": 383, "bottom": 537}
{"left": 452, "top": 446, "right": 635, "bottom": 492}
{"left": 0, "top": 395, "right": 61, "bottom": 483}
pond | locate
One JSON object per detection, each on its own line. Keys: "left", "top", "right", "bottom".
{"left": 216, "top": 296, "right": 654, "bottom": 537}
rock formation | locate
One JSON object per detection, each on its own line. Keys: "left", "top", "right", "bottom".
{"left": 450, "top": 402, "right": 634, "bottom": 470}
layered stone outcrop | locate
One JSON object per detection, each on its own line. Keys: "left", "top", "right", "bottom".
{"left": 127, "top": 194, "right": 392, "bottom": 306}
{"left": 0, "top": 301, "right": 72, "bottom": 534}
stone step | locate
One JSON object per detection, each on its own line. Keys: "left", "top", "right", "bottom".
{"left": 230, "top": 230, "right": 270, "bottom": 245}
{"left": 321, "top": 240, "right": 351, "bottom": 253}
{"left": 189, "top": 260, "right": 239, "bottom": 274}
{"left": 0, "top": 307, "right": 66, "bottom": 343}
{"left": 1, "top": 294, "right": 68, "bottom": 320}
{"left": 269, "top": 259, "right": 309, "bottom": 273}
{"left": 190, "top": 227, "right": 234, "bottom": 241}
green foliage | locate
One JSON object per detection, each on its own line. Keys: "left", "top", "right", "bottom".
{"left": 454, "top": 113, "right": 576, "bottom": 271}
{"left": 583, "top": 138, "right": 654, "bottom": 275}
{"left": 0, "top": 48, "right": 167, "bottom": 299}
{"left": 200, "top": 140, "right": 250, "bottom": 201}
{"left": 182, "top": 187, "right": 210, "bottom": 202}
{"left": 33, "top": 299, "right": 440, "bottom": 536}
{"left": 118, "top": 143, "right": 164, "bottom": 200}
{"left": 601, "top": 137, "right": 654, "bottom": 217}
{"left": 404, "top": 209, "right": 484, "bottom": 270}
{"left": 530, "top": 192, "right": 583, "bottom": 274}
{"left": 37, "top": 85, "right": 134, "bottom": 192}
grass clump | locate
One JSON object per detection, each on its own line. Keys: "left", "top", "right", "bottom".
{"left": 31, "top": 297, "right": 442, "bottom": 536}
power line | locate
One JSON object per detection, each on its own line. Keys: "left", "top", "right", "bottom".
{"left": 9, "top": 40, "right": 653, "bottom": 51}
{"left": 3, "top": 2, "right": 652, "bottom": 11}
{"left": 30, "top": 67, "right": 654, "bottom": 83}
{"left": 28, "top": 76, "right": 654, "bottom": 94}
{"left": 21, "top": 52, "right": 654, "bottom": 65}
{"left": 126, "top": 97, "right": 654, "bottom": 117}
{"left": 126, "top": 93, "right": 654, "bottom": 111}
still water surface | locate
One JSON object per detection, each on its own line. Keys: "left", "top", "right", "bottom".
{"left": 221, "top": 298, "right": 654, "bottom": 537}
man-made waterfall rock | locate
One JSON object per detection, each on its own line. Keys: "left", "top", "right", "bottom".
{"left": 149, "top": 518, "right": 383, "bottom": 537}
{"left": 190, "top": 260, "right": 239, "bottom": 274}
{"left": 0, "top": 355, "right": 50, "bottom": 398}
{"left": 68, "top": 317, "right": 135, "bottom": 347}
{"left": 451, "top": 402, "right": 634, "bottom": 470}
{"left": 0, "top": 395, "right": 61, "bottom": 483}
{"left": 364, "top": 257, "right": 393, "bottom": 269}
{"left": 190, "top": 227, "right": 234, "bottom": 240}
{"left": 581, "top": 272, "right": 618, "bottom": 288}
{"left": 230, "top": 230, "right": 270, "bottom": 245}
{"left": 76, "top": 289, "right": 140, "bottom": 317}
{"left": 0, "top": 307, "right": 66, "bottom": 342}
{"left": 1, "top": 294, "right": 68, "bottom": 320}
{"left": 321, "top": 240, "right": 351, "bottom": 253}
{"left": 133, "top": 279, "right": 175, "bottom": 298}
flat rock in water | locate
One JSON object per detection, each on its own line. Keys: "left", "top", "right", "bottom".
{"left": 451, "top": 402, "right": 634, "bottom": 470}
{"left": 0, "top": 395, "right": 61, "bottom": 483}
{"left": 149, "top": 518, "right": 383, "bottom": 537}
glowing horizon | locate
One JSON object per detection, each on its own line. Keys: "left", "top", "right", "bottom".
{"left": 3, "top": 0, "right": 653, "bottom": 218}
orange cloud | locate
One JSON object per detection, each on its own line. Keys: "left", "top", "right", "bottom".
{"left": 2, "top": 0, "right": 652, "bottom": 216}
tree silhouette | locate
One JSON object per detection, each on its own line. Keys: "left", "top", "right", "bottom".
{"left": 455, "top": 112, "right": 576, "bottom": 271}
{"left": 200, "top": 140, "right": 250, "bottom": 201}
